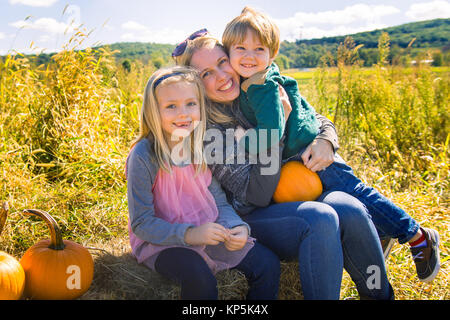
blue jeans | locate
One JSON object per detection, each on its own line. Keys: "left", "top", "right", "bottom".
{"left": 242, "top": 191, "right": 393, "bottom": 300}
{"left": 154, "top": 242, "right": 280, "bottom": 300}
{"left": 317, "top": 153, "right": 420, "bottom": 244}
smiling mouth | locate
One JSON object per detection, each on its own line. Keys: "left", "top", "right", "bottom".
{"left": 173, "top": 121, "right": 192, "bottom": 128}
{"left": 219, "top": 79, "right": 233, "bottom": 91}
{"left": 241, "top": 64, "right": 256, "bottom": 68}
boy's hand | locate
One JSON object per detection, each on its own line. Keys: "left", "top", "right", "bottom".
{"left": 184, "top": 222, "right": 230, "bottom": 246}
{"left": 224, "top": 225, "right": 249, "bottom": 251}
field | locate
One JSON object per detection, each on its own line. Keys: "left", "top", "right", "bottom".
{"left": 0, "top": 32, "right": 448, "bottom": 300}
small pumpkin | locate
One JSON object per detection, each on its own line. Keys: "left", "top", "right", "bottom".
{"left": 273, "top": 161, "right": 323, "bottom": 203}
{"left": 20, "top": 209, "right": 94, "bottom": 300}
{"left": 0, "top": 202, "right": 26, "bottom": 300}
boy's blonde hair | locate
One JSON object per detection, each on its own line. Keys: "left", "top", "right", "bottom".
{"left": 132, "top": 66, "right": 208, "bottom": 173}
{"left": 174, "top": 35, "right": 237, "bottom": 126}
{"left": 222, "top": 6, "right": 280, "bottom": 58}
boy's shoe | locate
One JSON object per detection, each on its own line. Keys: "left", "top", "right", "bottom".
{"left": 410, "top": 227, "right": 440, "bottom": 283}
{"left": 380, "top": 237, "right": 396, "bottom": 261}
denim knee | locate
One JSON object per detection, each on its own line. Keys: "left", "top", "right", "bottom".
{"left": 319, "top": 191, "right": 371, "bottom": 227}
{"left": 298, "top": 202, "right": 340, "bottom": 236}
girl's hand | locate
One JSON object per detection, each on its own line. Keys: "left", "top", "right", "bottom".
{"left": 184, "top": 222, "right": 230, "bottom": 246}
{"left": 224, "top": 225, "right": 249, "bottom": 251}
{"left": 279, "top": 86, "right": 291, "bottom": 123}
{"left": 301, "top": 138, "right": 335, "bottom": 172}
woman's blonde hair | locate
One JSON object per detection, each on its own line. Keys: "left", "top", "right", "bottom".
{"left": 174, "top": 35, "right": 237, "bottom": 126}
{"left": 131, "top": 66, "right": 208, "bottom": 173}
{"left": 222, "top": 6, "right": 280, "bottom": 58}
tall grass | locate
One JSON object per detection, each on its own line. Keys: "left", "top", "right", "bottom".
{"left": 296, "top": 33, "right": 449, "bottom": 299}
{"left": 310, "top": 34, "right": 449, "bottom": 193}
{"left": 0, "top": 30, "right": 448, "bottom": 299}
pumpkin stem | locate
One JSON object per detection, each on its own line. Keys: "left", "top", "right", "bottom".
{"left": 0, "top": 201, "right": 8, "bottom": 237}
{"left": 23, "top": 209, "right": 65, "bottom": 250}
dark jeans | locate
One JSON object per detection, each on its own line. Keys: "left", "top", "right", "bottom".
{"left": 243, "top": 191, "right": 393, "bottom": 300}
{"left": 317, "top": 153, "right": 420, "bottom": 243}
{"left": 154, "top": 242, "right": 280, "bottom": 300}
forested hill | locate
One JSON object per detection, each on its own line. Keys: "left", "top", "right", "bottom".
{"left": 98, "top": 18, "right": 450, "bottom": 68}
{"left": 295, "top": 18, "right": 449, "bottom": 48}
{"left": 6, "top": 18, "right": 449, "bottom": 68}
{"left": 278, "top": 18, "right": 449, "bottom": 68}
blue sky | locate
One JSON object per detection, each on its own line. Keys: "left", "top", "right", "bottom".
{"left": 1, "top": 0, "right": 449, "bottom": 55}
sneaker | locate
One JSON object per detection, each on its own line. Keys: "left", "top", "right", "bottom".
{"left": 410, "top": 227, "right": 440, "bottom": 283}
{"left": 380, "top": 237, "right": 396, "bottom": 260}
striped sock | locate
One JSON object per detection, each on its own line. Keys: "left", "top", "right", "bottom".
{"left": 409, "top": 232, "right": 427, "bottom": 248}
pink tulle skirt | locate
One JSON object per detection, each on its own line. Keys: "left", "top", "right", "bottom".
{"left": 129, "top": 165, "right": 254, "bottom": 274}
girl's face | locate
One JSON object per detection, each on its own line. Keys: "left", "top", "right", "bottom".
{"left": 229, "top": 28, "right": 272, "bottom": 79}
{"left": 190, "top": 45, "right": 240, "bottom": 104}
{"left": 156, "top": 81, "right": 201, "bottom": 147}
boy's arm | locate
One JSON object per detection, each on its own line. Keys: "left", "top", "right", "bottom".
{"left": 239, "top": 70, "right": 286, "bottom": 155}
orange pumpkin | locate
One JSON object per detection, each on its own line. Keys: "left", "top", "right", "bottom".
{"left": 0, "top": 202, "right": 26, "bottom": 300}
{"left": 20, "top": 209, "right": 94, "bottom": 300}
{"left": 273, "top": 161, "right": 323, "bottom": 203}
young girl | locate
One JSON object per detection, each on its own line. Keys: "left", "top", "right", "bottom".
{"left": 126, "top": 66, "right": 280, "bottom": 300}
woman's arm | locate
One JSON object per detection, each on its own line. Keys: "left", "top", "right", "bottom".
{"left": 301, "top": 113, "right": 339, "bottom": 172}
{"left": 315, "top": 113, "right": 339, "bottom": 152}
{"left": 208, "top": 176, "right": 251, "bottom": 233}
{"left": 215, "top": 104, "right": 340, "bottom": 209}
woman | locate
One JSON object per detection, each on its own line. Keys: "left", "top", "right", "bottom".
{"left": 172, "top": 32, "right": 394, "bottom": 300}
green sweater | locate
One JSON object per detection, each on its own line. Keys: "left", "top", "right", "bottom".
{"left": 239, "top": 63, "right": 319, "bottom": 159}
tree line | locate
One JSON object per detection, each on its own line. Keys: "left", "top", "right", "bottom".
{"left": 2, "top": 18, "right": 449, "bottom": 70}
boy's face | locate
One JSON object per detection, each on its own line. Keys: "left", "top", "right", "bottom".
{"left": 229, "top": 28, "right": 272, "bottom": 79}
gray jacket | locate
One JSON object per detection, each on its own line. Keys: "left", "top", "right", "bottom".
{"left": 126, "top": 137, "right": 250, "bottom": 246}
{"left": 205, "top": 101, "right": 339, "bottom": 215}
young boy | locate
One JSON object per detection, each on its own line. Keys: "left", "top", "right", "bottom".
{"left": 222, "top": 6, "right": 440, "bottom": 283}
{"left": 223, "top": 7, "right": 319, "bottom": 159}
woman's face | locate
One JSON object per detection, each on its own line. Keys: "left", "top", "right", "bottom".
{"left": 189, "top": 45, "right": 240, "bottom": 104}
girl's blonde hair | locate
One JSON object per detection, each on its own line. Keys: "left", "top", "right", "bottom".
{"left": 222, "top": 6, "right": 280, "bottom": 58}
{"left": 174, "top": 35, "right": 237, "bottom": 126}
{"left": 132, "top": 66, "right": 208, "bottom": 173}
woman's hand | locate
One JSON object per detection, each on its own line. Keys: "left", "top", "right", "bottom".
{"left": 279, "top": 86, "right": 291, "bottom": 122}
{"left": 301, "top": 138, "right": 335, "bottom": 172}
{"left": 184, "top": 222, "right": 230, "bottom": 246}
{"left": 224, "top": 225, "right": 249, "bottom": 251}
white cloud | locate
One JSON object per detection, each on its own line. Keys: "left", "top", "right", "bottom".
{"left": 296, "top": 23, "right": 389, "bottom": 41}
{"left": 406, "top": 1, "right": 450, "bottom": 21}
{"left": 9, "top": 0, "right": 58, "bottom": 7}
{"left": 122, "top": 21, "right": 149, "bottom": 32}
{"left": 38, "top": 34, "right": 52, "bottom": 42}
{"left": 9, "top": 11, "right": 83, "bottom": 36}
{"left": 121, "top": 20, "right": 185, "bottom": 44}
{"left": 274, "top": 3, "right": 400, "bottom": 41}
{"left": 10, "top": 17, "right": 74, "bottom": 34}
{"left": 0, "top": 32, "right": 5, "bottom": 40}
{"left": 278, "top": 4, "right": 399, "bottom": 26}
